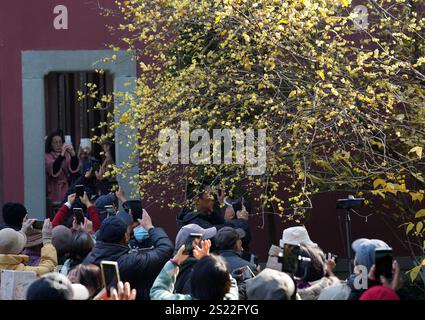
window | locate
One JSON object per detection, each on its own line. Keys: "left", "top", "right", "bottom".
{"left": 44, "top": 71, "right": 114, "bottom": 158}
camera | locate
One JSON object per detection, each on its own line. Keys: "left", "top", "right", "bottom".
{"left": 336, "top": 195, "right": 364, "bottom": 209}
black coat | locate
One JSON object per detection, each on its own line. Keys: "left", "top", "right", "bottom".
{"left": 174, "top": 257, "right": 197, "bottom": 294}
{"left": 83, "top": 227, "right": 174, "bottom": 300}
{"left": 177, "top": 201, "right": 225, "bottom": 229}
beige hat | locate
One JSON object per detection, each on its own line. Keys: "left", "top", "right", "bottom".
{"left": 279, "top": 226, "right": 317, "bottom": 247}
{"left": 246, "top": 268, "right": 296, "bottom": 300}
{"left": 0, "top": 228, "right": 27, "bottom": 254}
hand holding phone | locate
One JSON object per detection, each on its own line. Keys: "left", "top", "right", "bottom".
{"left": 375, "top": 248, "right": 393, "bottom": 279}
{"left": 75, "top": 185, "right": 84, "bottom": 198}
{"left": 240, "top": 265, "right": 256, "bottom": 280}
{"left": 100, "top": 261, "right": 120, "bottom": 297}
{"left": 73, "top": 208, "right": 85, "bottom": 225}
{"left": 183, "top": 233, "right": 203, "bottom": 256}
{"left": 32, "top": 220, "right": 44, "bottom": 230}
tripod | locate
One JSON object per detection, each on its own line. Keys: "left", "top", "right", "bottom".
{"left": 337, "top": 196, "right": 364, "bottom": 275}
{"left": 343, "top": 208, "right": 354, "bottom": 275}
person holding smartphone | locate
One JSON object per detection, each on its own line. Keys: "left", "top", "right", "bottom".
{"left": 45, "top": 131, "right": 80, "bottom": 203}
{"left": 0, "top": 218, "right": 57, "bottom": 276}
{"left": 173, "top": 224, "right": 217, "bottom": 294}
{"left": 346, "top": 238, "right": 396, "bottom": 300}
{"left": 51, "top": 192, "right": 101, "bottom": 232}
{"left": 83, "top": 209, "right": 174, "bottom": 300}
{"left": 176, "top": 185, "right": 226, "bottom": 230}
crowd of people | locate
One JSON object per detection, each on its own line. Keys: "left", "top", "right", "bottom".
{"left": 0, "top": 131, "right": 413, "bottom": 300}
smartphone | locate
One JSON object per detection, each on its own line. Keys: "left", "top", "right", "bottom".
{"left": 65, "top": 135, "right": 72, "bottom": 145}
{"left": 240, "top": 265, "right": 256, "bottom": 280}
{"left": 75, "top": 185, "right": 84, "bottom": 198}
{"left": 100, "top": 261, "right": 120, "bottom": 297}
{"left": 32, "top": 220, "right": 44, "bottom": 230}
{"left": 73, "top": 208, "right": 85, "bottom": 225}
{"left": 123, "top": 200, "right": 143, "bottom": 221}
{"left": 183, "top": 233, "right": 203, "bottom": 256}
{"left": 92, "top": 161, "right": 100, "bottom": 172}
{"left": 105, "top": 205, "right": 116, "bottom": 217}
{"left": 327, "top": 252, "right": 339, "bottom": 264}
{"left": 278, "top": 244, "right": 301, "bottom": 275}
{"left": 232, "top": 199, "right": 243, "bottom": 213}
{"left": 375, "top": 248, "right": 393, "bottom": 279}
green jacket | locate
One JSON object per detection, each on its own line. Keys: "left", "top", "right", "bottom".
{"left": 150, "top": 260, "right": 239, "bottom": 300}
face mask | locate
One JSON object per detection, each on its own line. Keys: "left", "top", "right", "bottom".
{"left": 133, "top": 226, "right": 149, "bottom": 242}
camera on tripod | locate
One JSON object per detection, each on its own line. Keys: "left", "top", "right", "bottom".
{"left": 336, "top": 195, "right": 365, "bottom": 274}
{"left": 336, "top": 195, "right": 364, "bottom": 210}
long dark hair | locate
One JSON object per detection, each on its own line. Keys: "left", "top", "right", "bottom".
{"left": 190, "top": 255, "right": 231, "bottom": 300}
{"left": 68, "top": 231, "right": 94, "bottom": 268}
{"left": 45, "top": 130, "right": 64, "bottom": 154}
{"left": 68, "top": 264, "right": 102, "bottom": 299}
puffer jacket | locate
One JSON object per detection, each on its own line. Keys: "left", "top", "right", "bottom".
{"left": 0, "top": 243, "right": 57, "bottom": 277}
{"left": 83, "top": 227, "right": 174, "bottom": 300}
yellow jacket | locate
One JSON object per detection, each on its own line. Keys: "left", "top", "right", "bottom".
{"left": 0, "top": 243, "right": 57, "bottom": 277}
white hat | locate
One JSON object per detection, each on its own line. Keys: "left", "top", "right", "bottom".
{"left": 27, "top": 273, "right": 90, "bottom": 300}
{"left": 279, "top": 226, "right": 317, "bottom": 247}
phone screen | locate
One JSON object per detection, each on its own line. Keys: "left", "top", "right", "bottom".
{"left": 241, "top": 266, "right": 255, "bottom": 280}
{"left": 232, "top": 201, "right": 243, "bottom": 213}
{"left": 75, "top": 185, "right": 84, "bottom": 198}
{"left": 92, "top": 162, "right": 100, "bottom": 172}
{"left": 183, "top": 233, "right": 202, "bottom": 256}
{"left": 375, "top": 249, "right": 393, "bottom": 279}
{"left": 100, "top": 261, "right": 120, "bottom": 296}
{"left": 105, "top": 205, "right": 116, "bottom": 217}
{"left": 73, "top": 208, "right": 85, "bottom": 225}
{"left": 280, "top": 244, "right": 300, "bottom": 274}
{"left": 32, "top": 220, "right": 44, "bottom": 230}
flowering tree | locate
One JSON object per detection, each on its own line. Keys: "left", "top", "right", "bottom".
{"left": 85, "top": 0, "right": 425, "bottom": 281}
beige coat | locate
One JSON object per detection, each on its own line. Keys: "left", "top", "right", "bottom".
{"left": 0, "top": 243, "right": 57, "bottom": 277}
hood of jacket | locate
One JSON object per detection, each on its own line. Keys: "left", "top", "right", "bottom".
{"left": 0, "top": 254, "right": 29, "bottom": 269}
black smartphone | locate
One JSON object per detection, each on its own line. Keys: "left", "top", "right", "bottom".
{"left": 73, "top": 208, "right": 85, "bottom": 225}
{"left": 105, "top": 205, "right": 116, "bottom": 217}
{"left": 375, "top": 248, "right": 393, "bottom": 279}
{"left": 75, "top": 185, "right": 84, "bottom": 198}
{"left": 100, "top": 261, "right": 120, "bottom": 297}
{"left": 183, "top": 233, "right": 203, "bottom": 256}
{"left": 232, "top": 199, "right": 243, "bottom": 213}
{"left": 92, "top": 161, "right": 100, "bottom": 172}
{"left": 32, "top": 220, "right": 44, "bottom": 230}
{"left": 279, "top": 244, "right": 301, "bottom": 275}
{"left": 123, "top": 200, "right": 143, "bottom": 221}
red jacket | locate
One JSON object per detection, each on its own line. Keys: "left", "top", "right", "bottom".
{"left": 52, "top": 204, "right": 101, "bottom": 232}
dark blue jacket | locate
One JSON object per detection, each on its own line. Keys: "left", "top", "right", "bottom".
{"left": 220, "top": 249, "right": 256, "bottom": 273}
{"left": 83, "top": 227, "right": 174, "bottom": 300}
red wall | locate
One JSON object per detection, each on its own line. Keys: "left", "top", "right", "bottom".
{"left": 0, "top": 0, "right": 123, "bottom": 205}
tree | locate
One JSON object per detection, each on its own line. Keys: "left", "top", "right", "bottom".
{"left": 85, "top": 0, "right": 425, "bottom": 283}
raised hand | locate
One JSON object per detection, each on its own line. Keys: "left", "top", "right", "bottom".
{"left": 193, "top": 239, "right": 211, "bottom": 260}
